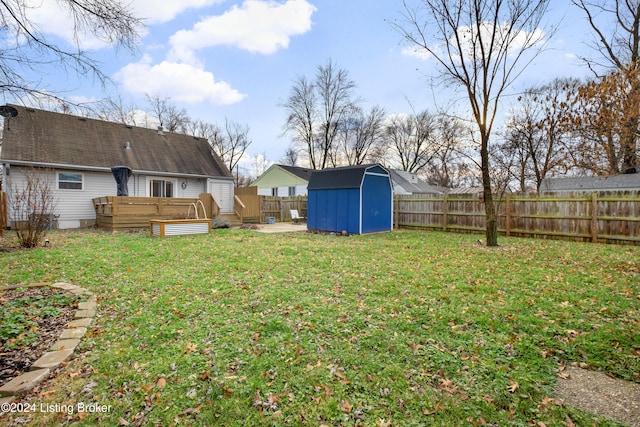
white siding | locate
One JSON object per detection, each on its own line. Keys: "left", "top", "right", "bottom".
{"left": 6, "top": 166, "right": 220, "bottom": 228}
{"left": 7, "top": 167, "right": 114, "bottom": 228}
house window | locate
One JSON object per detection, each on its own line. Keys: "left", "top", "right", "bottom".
{"left": 288, "top": 186, "right": 296, "bottom": 196}
{"left": 58, "top": 172, "right": 83, "bottom": 190}
{"left": 150, "top": 179, "right": 174, "bottom": 197}
{"left": 271, "top": 188, "right": 279, "bottom": 196}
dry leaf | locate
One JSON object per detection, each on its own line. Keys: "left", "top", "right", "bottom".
{"left": 339, "top": 400, "right": 353, "bottom": 414}
{"left": 156, "top": 377, "right": 167, "bottom": 390}
{"left": 507, "top": 381, "right": 519, "bottom": 393}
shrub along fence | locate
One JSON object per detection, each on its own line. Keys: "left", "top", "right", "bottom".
{"left": 394, "top": 191, "right": 640, "bottom": 245}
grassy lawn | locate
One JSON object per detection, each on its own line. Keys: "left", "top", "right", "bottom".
{"left": 0, "top": 229, "right": 638, "bottom": 426}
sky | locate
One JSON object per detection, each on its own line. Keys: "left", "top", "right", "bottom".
{"left": 3, "top": 0, "right": 601, "bottom": 174}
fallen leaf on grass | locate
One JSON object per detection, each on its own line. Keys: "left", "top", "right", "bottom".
{"left": 507, "top": 381, "right": 519, "bottom": 393}
{"left": 423, "top": 403, "right": 445, "bottom": 415}
{"left": 156, "top": 377, "right": 167, "bottom": 390}
{"left": 339, "top": 399, "right": 353, "bottom": 414}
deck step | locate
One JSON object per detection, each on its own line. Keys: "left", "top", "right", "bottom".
{"left": 216, "top": 213, "right": 243, "bottom": 227}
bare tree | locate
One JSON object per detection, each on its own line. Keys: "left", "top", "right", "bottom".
{"left": 281, "top": 146, "right": 300, "bottom": 166}
{"left": 395, "top": 0, "right": 553, "bottom": 246}
{"left": 282, "top": 60, "right": 359, "bottom": 169}
{"left": 501, "top": 78, "right": 577, "bottom": 191}
{"left": 282, "top": 76, "right": 317, "bottom": 167}
{"left": 0, "top": 0, "right": 140, "bottom": 101}
{"left": 209, "top": 118, "right": 252, "bottom": 177}
{"left": 385, "top": 110, "right": 439, "bottom": 173}
{"left": 572, "top": 0, "right": 639, "bottom": 173}
{"left": 427, "top": 114, "right": 472, "bottom": 188}
{"left": 337, "top": 105, "right": 386, "bottom": 165}
{"left": 145, "top": 94, "right": 189, "bottom": 132}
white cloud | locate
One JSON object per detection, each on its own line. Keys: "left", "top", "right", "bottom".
{"left": 115, "top": 56, "right": 247, "bottom": 105}
{"left": 129, "top": 0, "right": 224, "bottom": 25}
{"left": 168, "top": 0, "right": 316, "bottom": 62}
{"left": 402, "top": 22, "right": 545, "bottom": 62}
{"left": 19, "top": 0, "right": 223, "bottom": 49}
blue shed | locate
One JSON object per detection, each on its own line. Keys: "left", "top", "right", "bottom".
{"left": 307, "top": 164, "right": 393, "bottom": 234}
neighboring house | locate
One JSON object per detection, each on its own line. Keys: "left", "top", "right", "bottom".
{"left": 540, "top": 174, "right": 640, "bottom": 192}
{"left": 389, "top": 169, "right": 442, "bottom": 195}
{"left": 251, "top": 164, "right": 315, "bottom": 196}
{"left": 1, "top": 105, "right": 234, "bottom": 229}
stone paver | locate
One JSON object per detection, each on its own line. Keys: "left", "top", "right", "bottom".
{"left": 75, "top": 309, "right": 96, "bottom": 318}
{"left": 50, "top": 338, "right": 80, "bottom": 352}
{"left": 78, "top": 301, "right": 97, "bottom": 310}
{"left": 0, "top": 369, "right": 50, "bottom": 396}
{"left": 31, "top": 350, "right": 74, "bottom": 370}
{"left": 59, "top": 327, "right": 87, "bottom": 340}
{"left": 67, "top": 318, "right": 92, "bottom": 328}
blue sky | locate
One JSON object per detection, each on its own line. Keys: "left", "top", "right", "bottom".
{"left": 5, "top": 0, "right": 598, "bottom": 171}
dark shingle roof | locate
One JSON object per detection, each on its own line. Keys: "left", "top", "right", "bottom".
{"left": 1, "top": 105, "right": 231, "bottom": 178}
{"left": 308, "top": 164, "right": 388, "bottom": 190}
{"left": 278, "top": 165, "right": 315, "bottom": 181}
{"left": 540, "top": 175, "right": 640, "bottom": 192}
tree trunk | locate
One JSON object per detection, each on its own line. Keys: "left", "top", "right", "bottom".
{"left": 481, "top": 133, "right": 499, "bottom": 247}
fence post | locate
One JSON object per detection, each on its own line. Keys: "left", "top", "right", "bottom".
{"left": 591, "top": 192, "right": 598, "bottom": 243}
{"left": 442, "top": 194, "right": 448, "bottom": 232}
{"left": 505, "top": 194, "right": 511, "bottom": 237}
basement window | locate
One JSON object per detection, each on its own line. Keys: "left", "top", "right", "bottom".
{"left": 58, "top": 172, "right": 83, "bottom": 190}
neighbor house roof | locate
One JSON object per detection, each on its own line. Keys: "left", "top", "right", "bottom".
{"left": 278, "top": 165, "right": 315, "bottom": 182}
{"left": 540, "top": 174, "right": 640, "bottom": 192}
{"left": 1, "top": 104, "right": 231, "bottom": 178}
{"left": 308, "top": 164, "right": 388, "bottom": 190}
{"left": 389, "top": 169, "right": 442, "bottom": 194}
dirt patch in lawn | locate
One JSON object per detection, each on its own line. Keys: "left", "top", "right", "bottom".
{"left": 556, "top": 365, "right": 640, "bottom": 426}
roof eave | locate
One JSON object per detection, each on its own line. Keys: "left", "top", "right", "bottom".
{"left": 1, "top": 159, "right": 233, "bottom": 180}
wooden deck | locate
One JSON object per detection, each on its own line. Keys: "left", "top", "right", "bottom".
{"left": 93, "top": 194, "right": 221, "bottom": 231}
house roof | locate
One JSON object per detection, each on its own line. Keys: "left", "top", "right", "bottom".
{"left": 278, "top": 165, "right": 315, "bottom": 182}
{"left": 540, "top": 174, "right": 640, "bottom": 192}
{"left": 1, "top": 105, "right": 231, "bottom": 178}
{"left": 308, "top": 164, "right": 389, "bottom": 190}
{"left": 389, "top": 169, "right": 442, "bottom": 194}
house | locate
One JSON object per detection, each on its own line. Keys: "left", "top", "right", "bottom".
{"left": 251, "top": 164, "right": 315, "bottom": 196}
{"left": 540, "top": 174, "right": 640, "bottom": 192}
{"left": 1, "top": 104, "right": 234, "bottom": 229}
{"left": 307, "top": 164, "right": 393, "bottom": 235}
{"left": 389, "top": 169, "right": 442, "bottom": 195}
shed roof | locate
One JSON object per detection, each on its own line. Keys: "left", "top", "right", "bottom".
{"left": 540, "top": 174, "right": 640, "bottom": 192}
{"left": 1, "top": 104, "right": 231, "bottom": 178}
{"left": 308, "top": 164, "right": 388, "bottom": 190}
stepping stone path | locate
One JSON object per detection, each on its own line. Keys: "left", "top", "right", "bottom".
{"left": 0, "top": 282, "right": 96, "bottom": 406}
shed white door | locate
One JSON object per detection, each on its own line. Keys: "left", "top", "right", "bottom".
{"left": 208, "top": 179, "right": 234, "bottom": 213}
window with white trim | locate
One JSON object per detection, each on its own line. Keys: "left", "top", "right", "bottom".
{"left": 288, "top": 186, "right": 296, "bottom": 196}
{"left": 58, "top": 172, "right": 83, "bottom": 190}
{"left": 271, "top": 187, "right": 279, "bottom": 196}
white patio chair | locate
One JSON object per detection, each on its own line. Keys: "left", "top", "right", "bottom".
{"left": 290, "top": 209, "right": 305, "bottom": 224}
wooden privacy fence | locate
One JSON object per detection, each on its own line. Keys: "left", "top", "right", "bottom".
{"left": 261, "top": 196, "right": 308, "bottom": 223}
{"left": 394, "top": 191, "right": 640, "bottom": 245}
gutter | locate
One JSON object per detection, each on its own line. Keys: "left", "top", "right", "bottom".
{"left": 0, "top": 159, "right": 235, "bottom": 181}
